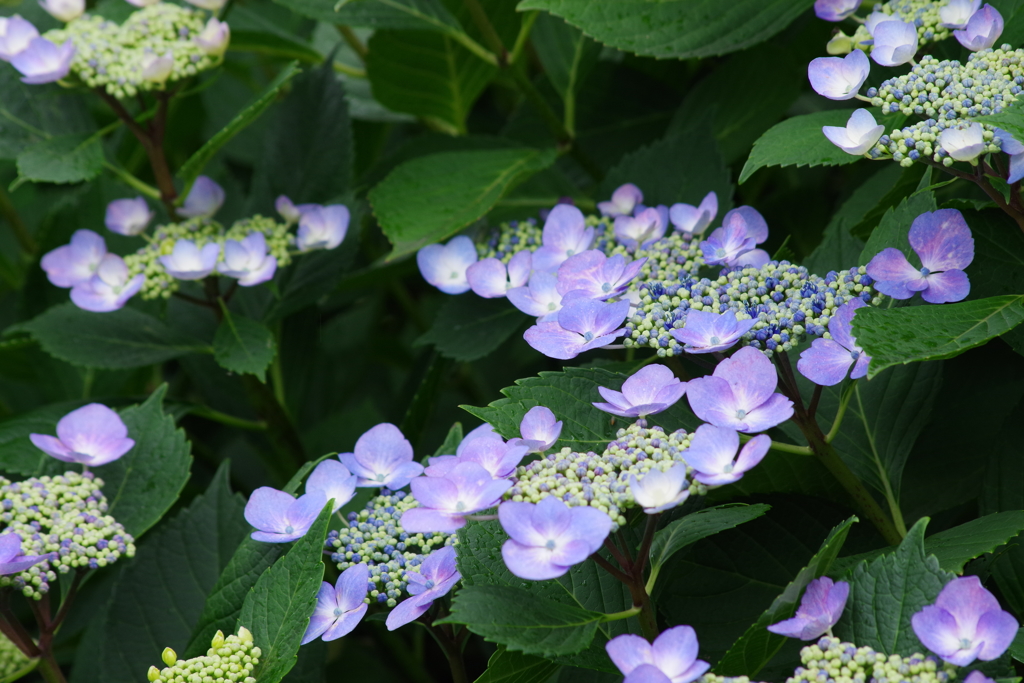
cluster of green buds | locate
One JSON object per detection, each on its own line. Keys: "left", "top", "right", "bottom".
{"left": 0, "top": 471, "right": 135, "bottom": 600}
{"left": 787, "top": 637, "right": 959, "bottom": 683}
{"left": 44, "top": 3, "right": 228, "bottom": 98}
{"left": 700, "top": 675, "right": 765, "bottom": 683}
{"left": 0, "top": 632, "right": 32, "bottom": 680}
{"left": 148, "top": 628, "right": 259, "bottom": 683}
{"left": 123, "top": 215, "right": 292, "bottom": 300}
{"left": 508, "top": 419, "right": 703, "bottom": 530}
{"left": 325, "top": 489, "right": 456, "bottom": 607}
{"left": 830, "top": 0, "right": 952, "bottom": 55}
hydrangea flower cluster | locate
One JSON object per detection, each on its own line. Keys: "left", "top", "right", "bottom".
{"left": 40, "top": 178, "right": 350, "bottom": 312}
{"left": 0, "top": 471, "right": 136, "bottom": 599}
{"left": 0, "top": 633, "right": 30, "bottom": 680}
{"left": 42, "top": 3, "right": 227, "bottom": 97}
{"left": 785, "top": 637, "right": 959, "bottom": 683}
{"left": 325, "top": 489, "right": 456, "bottom": 607}
{"left": 148, "top": 628, "right": 259, "bottom": 683}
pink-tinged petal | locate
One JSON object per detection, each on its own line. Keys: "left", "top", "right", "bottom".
{"left": 828, "top": 299, "right": 866, "bottom": 351}
{"left": 734, "top": 434, "right": 771, "bottom": 475}
{"left": 323, "top": 603, "right": 367, "bottom": 641}
{"left": 921, "top": 270, "right": 970, "bottom": 303}
{"left": 827, "top": 581, "right": 851, "bottom": 623}
{"left": 352, "top": 423, "right": 414, "bottom": 485}
{"left": 0, "top": 534, "right": 22, "bottom": 564}
{"left": 797, "top": 338, "right": 856, "bottom": 386}
{"left": 502, "top": 540, "right": 568, "bottom": 580}
{"left": 975, "top": 609, "right": 1019, "bottom": 660}
{"left": 935, "top": 576, "right": 1001, "bottom": 624}
{"left": 467, "top": 258, "right": 510, "bottom": 298}
{"left": 567, "top": 506, "right": 613, "bottom": 553}
{"left": 715, "top": 347, "right": 777, "bottom": 410}
{"left": 606, "top": 633, "right": 653, "bottom": 674}
{"left": 56, "top": 403, "right": 130, "bottom": 456}
{"left": 524, "top": 322, "right": 584, "bottom": 360}
{"left": 684, "top": 425, "right": 738, "bottom": 476}
{"left": 0, "top": 554, "right": 47, "bottom": 575}
{"left": 908, "top": 209, "right": 974, "bottom": 272}
{"left": 598, "top": 183, "right": 643, "bottom": 217}
{"left": 386, "top": 594, "right": 433, "bottom": 630}
{"left": 40, "top": 229, "right": 106, "bottom": 288}
{"left": 409, "top": 476, "right": 458, "bottom": 511}
{"left": 621, "top": 365, "right": 680, "bottom": 408}
{"left": 651, "top": 625, "right": 701, "bottom": 680}
{"left": 686, "top": 377, "right": 741, "bottom": 429}
{"left": 594, "top": 386, "right": 636, "bottom": 416}
{"left": 542, "top": 204, "right": 587, "bottom": 251}
{"left": 424, "top": 455, "right": 458, "bottom": 477}
{"left": 740, "top": 393, "right": 795, "bottom": 433}
{"left": 417, "top": 236, "right": 477, "bottom": 294}
{"left": 866, "top": 248, "right": 920, "bottom": 286}
{"left": 507, "top": 250, "right": 532, "bottom": 287}
{"left": 421, "top": 546, "right": 459, "bottom": 584}
{"left": 287, "top": 491, "right": 328, "bottom": 534}
{"left": 400, "top": 508, "right": 465, "bottom": 533}
{"left": 736, "top": 249, "right": 770, "bottom": 269}
{"left": 767, "top": 614, "right": 822, "bottom": 640}
{"left": 83, "top": 438, "right": 136, "bottom": 466}
{"left": 244, "top": 487, "right": 295, "bottom": 533}
{"left": 29, "top": 434, "right": 78, "bottom": 462}
{"left": 519, "top": 406, "right": 561, "bottom": 451}
{"left": 530, "top": 495, "right": 573, "bottom": 539}
{"left": 306, "top": 460, "right": 356, "bottom": 512}
{"left": 499, "top": 501, "right": 548, "bottom": 546}
{"left": 872, "top": 278, "right": 916, "bottom": 300}
{"left": 723, "top": 206, "right": 769, "bottom": 244}
{"left": 302, "top": 581, "right": 338, "bottom": 644}
{"left": 912, "top": 606, "right": 965, "bottom": 658}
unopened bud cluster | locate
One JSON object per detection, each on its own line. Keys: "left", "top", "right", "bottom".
{"left": 0, "top": 632, "right": 31, "bottom": 679}
{"left": 325, "top": 489, "right": 456, "bottom": 607}
{"left": 845, "top": 0, "right": 952, "bottom": 53}
{"left": 787, "top": 637, "right": 958, "bottom": 683}
{"left": 148, "top": 628, "right": 259, "bottom": 683}
{"left": 624, "top": 262, "right": 879, "bottom": 357}
{"left": 123, "top": 216, "right": 291, "bottom": 299}
{"left": 477, "top": 218, "right": 542, "bottom": 263}
{"left": 44, "top": 4, "right": 219, "bottom": 98}
{"left": 508, "top": 419, "right": 703, "bottom": 530}
{"left": 700, "top": 675, "right": 765, "bottom": 683}
{"left": 0, "top": 471, "right": 134, "bottom": 600}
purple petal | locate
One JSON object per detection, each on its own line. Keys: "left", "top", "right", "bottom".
{"left": 519, "top": 406, "right": 561, "bottom": 452}
{"left": 386, "top": 594, "right": 433, "bottom": 630}
{"left": 567, "top": 505, "right": 612, "bottom": 553}
{"left": 323, "top": 603, "right": 367, "bottom": 641}
{"left": 740, "top": 393, "right": 795, "bottom": 433}
{"left": 244, "top": 487, "right": 295, "bottom": 534}
{"left": 501, "top": 539, "right": 570, "bottom": 580}
{"left": 715, "top": 347, "right": 777, "bottom": 410}
{"left": 351, "top": 423, "right": 415, "bottom": 486}
{"left": 722, "top": 206, "right": 769, "bottom": 244}
{"left": 467, "top": 258, "right": 510, "bottom": 298}
{"left": 55, "top": 403, "right": 134, "bottom": 464}
{"left": 499, "top": 501, "right": 547, "bottom": 546}
{"left": 0, "top": 534, "right": 22, "bottom": 565}
{"left": 912, "top": 606, "right": 966, "bottom": 660}
{"left": 417, "top": 236, "right": 477, "bottom": 294}
{"left": 178, "top": 176, "right": 225, "bottom": 218}
{"left": 686, "top": 376, "right": 741, "bottom": 429}
{"left": 306, "top": 460, "right": 356, "bottom": 512}
{"left": 621, "top": 365, "right": 684, "bottom": 411}
{"left": 921, "top": 270, "right": 971, "bottom": 303}
{"left": 684, "top": 425, "right": 739, "bottom": 478}
{"left": 866, "top": 248, "right": 921, "bottom": 295}
{"left": 399, "top": 508, "right": 465, "bottom": 533}
{"left": 909, "top": 209, "right": 974, "bottom": 272}
{"left": 651, "top": 626, "right": 703, "bottom": 682}
{"left": 302, "top": 581, "right": 338, "bottom": 644}
{"left": 975, "top": 609, "right": 1019, "bottom": 660}
{"left": 29, "top": 434, "right": 78, "bottom": 463}
{"left": 797, "top": 339, "right": 856, "bottom": 387}
{"left": 524, "top": 322, "right": 584, "bottom": 360}
{"left": 606, "top": 633, "right": 653, "bottom": 674}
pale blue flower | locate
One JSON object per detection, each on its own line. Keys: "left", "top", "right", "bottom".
{"left": 767, "top": 577, "right": 850, "bottom": 640}
{"left": 104, "top": 198, "right": 153, "bottom": 236}
{"left": 302, "top": 563, "right": 369, "bottom": 644}
{"left": 911, "top": 576, "right": 1018, "bottom": 666}
{"left": 244, "top": 488, "right": 326, "bottom": 543}
{"left": 808, "top": 50, "right": 870, "bottom": 100}
{"left": 523, "top": 298, "right": 630, "bottom": 360}
{"left": 598, "top": 183, "right": 643, "bottom": 218}
{"left": 417, "top": 235, "right": 478, "bottom": 294}
{"left": 955, "top": 4, "right": 1003, "bottom": 51}
{"left": 159, "top": 240, "right": 220, "bottom": 280}
{"left": 592, "top": 364, "right": 686, "bottom": 418}
{"left": 606, "top": 626, "right": 710, "bottom": 683}
{"left": 498, "top": 496, "right": 611, "bottom": 580}
{"left": 40, "top": 229, "right": 106, "bottom": 288}
{"left": 338, "top": 423, "right": 423, "bottom": 489}
{"left": 29, "top": 403, "right": 135, "bottom": 466}
{"left": 177, "top": 176, "right": 225, "bottom": 219}
{"left": 297, "top": 205, "right": 349, "bottom": 252}
{"left": 686, "top": 347, "right": 794, "bottom": 433}
{"left": 69, "top": 254, "right": 144, "bottom": 312}
{"left": 402, "top": 462, "right": 511, "bottom": 533}
{"left": 386, "top": 547, "right": 461, "bottom": 630}
{"left": 671, "top": 309, "right": 756, "bottom": 354}
{"left": 219, "top": 233, "right": 277, "bottom": 286}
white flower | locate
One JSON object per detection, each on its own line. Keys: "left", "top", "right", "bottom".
{"left": 939, "top": 123, "right": 986, "bottom": 162}
{"left": 195, "top": 18, "right": 230, "bottom": 57}
{"left": 39, "top": 0, "right": 83, "bottom": 23}
{"left": 628, "top": 465, "right": 690, "bottom": 514}
{"left": 939, "top": 0, "right": 981, "bottom": 28}
{"left": 822, "top": 109, "right": 885, "bottom": 156}
{"left": 141, "top": 51, "right": 174, "bottom": 84}
{"left": 871, "top": 20, "right": 918, "bottom": 67}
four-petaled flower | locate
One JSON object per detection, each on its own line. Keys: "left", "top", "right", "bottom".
{"left": 598, "top": 183, "right": 643, "bottom": 218}
{"left": 592, "top": 364, "right": 686, "bottom": 418}
{"left": 669, "top": 192, "right": 718, "bottom": 236}
{"left": 671, "top": 309, "right": 757, "bottom": 354}
{"left": 767, "top": 577, "right": 850, "bottom": 640}
{"left": 700, "top": 207, "right": 769, "bottom": 268}
{"left": 911, "top": 576, "right": 1018, "bottom": 666}
{"left": 507, "top": 271, "right": 563, "bottom": 321}
{"left": 866, "top": 209, "right": 974, "bottom": 304}
{"left": 683, "top": 425, "right": 770, "bottom": 486}
{"left": 557, "top": 251, "right": 647, "bottom": 301}
{"left": 41, "top": 229, "right": 106, "bottom": 288}
{"left": 871, "top": 20, "right": 919, "bottom": 67}
{"left": 297, "top": 205, "right": 349, "bottom": 252}
{"left": 386, "top": 546, "right": 462, "bottom": 630}
{"left": 302, "top": 563, "right": 369, "bottom": 644}
{"left": 797, "top": 299, "right": 872, "bottom": 386}
{"left": 955, "top": 4, "right": 1003, "bottom": 51}
{"left": 304, "top": 459, "right": 357, "bottom": 513}
{"left": 939, "top": 123, "right": 987, "bottom": 162}
{"left": 606, "top": 626, "right": 710, "bottom": 683}
{"left": 0, "top": 533, "right": 48, "bottom": 576}
{"left": 70, "top": 254, "right": 145, "bottom": 312}
{"left": 338, "top": 423, "right": 423, "bottom": 489}
{"left": 532, "top": 204, "right": 595, "bottom": 273}
{"left": 615, "top": 207, "right": 667, "bottom": 250}
{"left": 823, "top": 109, "right": 885, "bottom": 156}
{"left": 105, "top": 198, "right": 153, "bottom": 236}
{"left": 524, "top": 298, "right": 630, "bottom": 360}
{"left": 498, "top": 495, "right": 611, "bottom": 580}
{"left": 510, "top": 406, "right": 562, "bottom": 454}
{"left": 244, "top": 488, "right": 326, "bottom": 543}
{"left": 160, "top": 240, "right": 221, "bottom": 281}
{"left": 629, "top": 464, "right": 690, "bottom": 514}
{"left": 218, "top": 232, "right": 278, "bottom": 286}
{"left": 417, "top": 236, "right": 478, "bottom": 295}
{"left": 686, "top": 347, "right": 794, "bottom": 432}
{"left": 808, "top": 50, "right": 870, "bottom": 101}
{"left": 426, "top": 435, "right": 527, "bottom": 480}
{"left": 177, "top": 176, "right": 225, "bottom": 219}
{"left": 403, "top": 462, "right": 511, "bottom": 533}
{"left": 30, "top": 403, "right": 135, "bottom": 466}
{"left": 466, "top": 251, "right": 532, "bottom": 298}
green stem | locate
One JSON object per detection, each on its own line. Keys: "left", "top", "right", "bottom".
{"left": 103, "top": 163, "right": 161, "bottom": 199}
{"left": 36, "top": 654, "right": 66, "bottom": 683}
{"left": 601, "top": 606, "right": 642, "bottom": 622}
{"left": 462, "top": 0, "right": 507, "bottom": 64}
{"left": 449, "top": 30, "right": 498, "bottom": 66}
{"left": 825, "top": 382, "right": 855, "bottom": 443}
{"left": 336, "top": 25, "right": 368, "bottom": 60}
{"left": 189, "top": 405, "right": 267, "bottom": 431}
{"left": 851, "top": 385, "right": 908, "bottom": 538}
{"left": 740, "top": 433, "right": 813, "bottom": 455}
{"left": 0, "top": 185, "right": 35, "bottom": 254}
{"left": 508, "top": 10, "right": 537, "bottom": 65}
{"left": 434, "top": 624, "right": 468, "bottom": 683}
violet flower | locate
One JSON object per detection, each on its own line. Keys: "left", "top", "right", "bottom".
{"left": 297, "top": 205, "right": 349, "bottom": 252}
{"left": 512, "top": 406, "right": 562, "bottom": 453}
{"left": 866, "top": 209, "right": 974, "bottom": 304}
{"left": 507, "top": 271, "right": 563, "bottom": 321}
{"left": 939, "top": 123, "right": 986, "bottom": 162}
{"left": 598, "top": 183, "right": 643, "bottom": 218}
{"left": 244, "top": 488, "right": 326, "bottom": 543}
{"left": 386, "top": 546, "right": 461, "bottom": 630}
{"left": 823, "top": 109, "right": 885, "bottom": 156}
{"left": 994, "top": 129, "right": 1024, "bottom": 183}
{"left": 683, "top": 425, "right": 770, "bottom": 486}
{"left": 29, "top": 403, "right": 135, "bottom": 466}
{"left": 615, "top": 207, "right": 667, "bottom": 250}
{"left": 11, "top": 37, "right": 73, "bottom": 84}
{"left": 402, "top": 462, "right": 511, "bottom": 533}
{"left": 177, "top": 176, "right": 225, "bottom": 219}
{"left": 797, "top": 299, "right": 871, "bottom": 386}
{"left": 417, "top": 235, "right": 478, "bottom": 295}
{"left": 523, "top": 298, "right": 630, "bottom": 360}
{"left": 218, "top": 232, "right": 278, "bottom": 286}
{"left": 767, "top": 577, "right": 850, "bottom": 640}
{"left": 940, "top": 0, "right": 981, "bottom": 28}
{"left": 338, "top": 423, "right": 423, "bottom": 489}
{"left": 700, "top": 206, "right": 768, "bottom": 267}
{"left": 40, "top": 229, "right": 106, "bottom": 288}
{"left": 808, "top": 50, "right": 870, "bottom": 101}
{"left": 955, "top": 4, "right": 1003, "bottom": 51}
{"left": 498, "top": 496, "right": 611, "bottom": 580}
{"left": 592, "top": 364, "right": 686, "bottom": 418}
{"left": 556, "top": 251, "right": 646, "bottom": 301}
{"left": 159, "top": 239, "right": 220, "bottom": 280}
{"left": 911, "top": 576, "right": 1018, "bottom": 666}
{"left": 466, "top": 251, "right": 531, "bottom": 298}
{"left": 0, "top": 533, "right": 47, "bottom": 575}
{"left": 532, "top": 204, "right": 595, "bottom": 273}
{"left": 69, "top": 254, "right": 144, "bottom": 312}
{"left": 458, "top": 422, "right": 500, "bottom": 453}
{"left": 964, "top": 673, "right": 995, "bottom": 683}
{"left": 686, "top": 347, "right": 794, "bottom": 433}
{"left": 671, "top": 309, "right": 757, "bottom": 354}
{"left": 629, "top": 464, "right": 690, "bottom": 514}
{"left": 871, "top": 20, "right": 918, "bottom": 66}
{"left": 669, "top": 192, "right": 718, "bottom": 236}
{"left": 426, "top": 437, "right": 527, "bottom": 480}
{"left": 815, "top": 0, "right": 860, "bottom": 21}
{"left": 302, "top": 563, "right": 369, "bottom": 644}
{"left": 606, "top": 626, "right": 710, "bottom": 683}
{"left": 0, "top": 16, "right": 38, "bottom": 62}
{"left": 305, "top": 459, "right": 357, "bottom": 513}
{"left": 105, "top": 198, "right": 153, "bottom": 236}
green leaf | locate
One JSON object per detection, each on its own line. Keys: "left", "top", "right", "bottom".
{"left": 649, "top": 504, "right": 771, "bottom": 586}
{"left": 185, "top": 464, "right": 315, "bottom": 658}
{"left": 0, "top": 69, "right": 95, "bottom": 160}
{"left": 228, "top": 30, "right": 324, "bottom": 63}
{"left": 531, "top": 12, "right": 601, "bottom": 104}
{"left": 96, "top": 463, "right": 247, "bottom": 681}
{"left": 16, "top": 303, "right": 209, "bottom": 369}
{"left": 739, "top": 110, "right": 864, "bottom": 183}
{"left": 213, "top": 309, "right": 277, "bottom": 381}
{"left": 99, "top": 385, "right": 193, "bottom": 538}
{"left": 415, "top": 295, "right": 525, "bottom": 362}
{"left": 176, "top": 62, "right": 301, "bottom": 187}
{"left": 238, "top": 503, "right": 331, "bottom": 683}
{"left": 853, "top": 296, "right": 1024, "bottom": 378}
{"left": 849, "top": 165, "right": 928, "bottom": 241}
{"left": 834, "top": 518, "right": 955, "bottom": 655}
{"left": 0, "top": 401, "right": 88, "bottom": 477}
{"left": 440, "top": 584, "right": 605, "bottom": 657}
{"left": 923, "top": 511, "right": 1024, "bottom": 573}
{"left": 462, "top": 366, "right": 699, "bottom": 453}
{"left": 715, "top": 517, "right": 856, "bottom": 677}
{"left": 370, "top": 147, "right": 556, "bottom": 260}
{"left": 432, "top": 422, "right": 464, "bottom": 458}
{"left": 342, "top": 0, "right": 463, "bottom": 32}
{"left": 365, "top": 29, "right": 496, "bottom": 135}
{"left": 858, "top": 186, "right": 937, "bottom": 265}
{"left": 516, "top": 0, "right": 814, "bottom": 60}
{"left": 598, "top": 131, "right": 733, "bottom": 213}
{"left": 474, "top": 646, "right": 561, "bottom": 683}
{"left": 973, "top": 96, "right": 1024, "bottom": 141}
{"left": 1010, "top": 628, "right": 1024, "bottom": 664}
{"left": 271, "top": 0, "right": 453, "bottom": 28}
{"left": 16, "top": 133, "right": 104, "bottom": 184}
